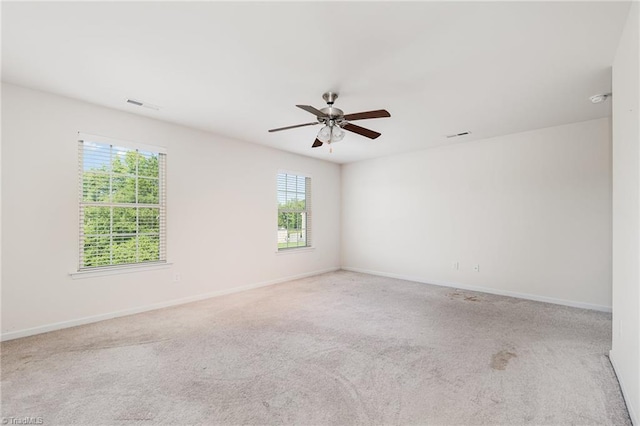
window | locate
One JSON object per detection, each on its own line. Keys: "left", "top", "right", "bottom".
{"left": 277, "top": 172, "right": 311, "bottom": 250}
{"left": 78, "top": 134, "right": 166, "bottom": 270}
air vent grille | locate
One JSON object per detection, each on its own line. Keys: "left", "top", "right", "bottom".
{"left": 446, "top": 131, "right": 471, "bottom": 139}
{"left": 126, "top": 99, "right": 160, "bottom": 110}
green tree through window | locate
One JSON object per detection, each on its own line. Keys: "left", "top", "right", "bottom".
{"left": 79, "top": 139, "right": 166, "bottom": 269}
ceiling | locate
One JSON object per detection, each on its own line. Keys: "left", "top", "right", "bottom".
{"left": 1, "top": 2, "right": 630, "bottom": 164}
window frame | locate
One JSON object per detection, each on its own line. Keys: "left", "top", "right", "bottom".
{"left": 77, "top": 133, "right": 167, "bottom": 272}
{"left": 276, "top": 170, "right": 312, "bottom": 252}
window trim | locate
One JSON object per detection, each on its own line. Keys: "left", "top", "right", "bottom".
{"left": 274, "top": 246, "right": 315, "bottom": 255}
{"left": 276, "top": 170, "right": 312, "bottom": 252}
{"left": 70, "top": 262, "right": 172, "bottom": 279}
{"left": 77, "top": 132, "right": 168, "bottom": 272}
{"left": 78, "top": 132, "right": 167, "bottom": 154}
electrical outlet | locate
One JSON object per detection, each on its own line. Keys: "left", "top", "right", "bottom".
{"left": 473, "top": 264, "right": 480, "bottom": 272}
{"left": 173, "top": 273, "right": 182, "bottom": 283}
{"left": 452, "top": 261, "right": 459, "bottom": 270}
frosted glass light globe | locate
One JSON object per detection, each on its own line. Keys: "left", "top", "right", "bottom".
{"left": 317, "top": 126, "right": 332, "bottom": 143}
{"left": 330, "top": 126, "right": 345, "bottom": 143}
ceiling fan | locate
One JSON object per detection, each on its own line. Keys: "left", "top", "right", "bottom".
{"left": 268, "top": 92, "right": 390, "bottom": 149}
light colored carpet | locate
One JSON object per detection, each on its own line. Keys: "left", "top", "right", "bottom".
{"left": 1, "top": 271, "right": 631, "bottom": 425}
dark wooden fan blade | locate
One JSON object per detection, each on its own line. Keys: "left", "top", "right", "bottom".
{"left": 312, "top": 138, "right": 323, "bottom": 148}
{"left": 268, "top": 122, "right": 319, "bottom": 132}
{"left": 343, "top": 109, "right": 391, "bottom": 121}
{"left": 342, "top": 123, "right": 381, "bottom": 139}
{"left": 296, "top": 105, "right": 328, "bottom": 118}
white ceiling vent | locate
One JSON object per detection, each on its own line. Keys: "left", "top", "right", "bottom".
{"left": 446, "top": 131, "right": 471, "bottom": 139}
{"left": 126, "top": 98, "right": 160, "bottom": 110}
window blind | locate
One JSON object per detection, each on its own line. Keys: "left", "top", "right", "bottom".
{"left": 277, "top": 172, "right": 311, "bottom": 250}
{"left": 78, "top": 137, "right": 167, "bottom": 270}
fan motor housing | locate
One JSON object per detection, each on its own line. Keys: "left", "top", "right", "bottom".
{"left": 320, "top": 106, "right": 344, "bottom": 119}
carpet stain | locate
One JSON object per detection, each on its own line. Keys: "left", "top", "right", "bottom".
{"left": 490, "top": 350, "right": 517, "bottom": 370}
{"left": 69, "top": 338, "right": 172, "bottom": 352}
{"left": 115, "top": 411, "right": 154, "bottom": 421}
{"left": 448, "top": 292, "right": 480, "bottom": 302}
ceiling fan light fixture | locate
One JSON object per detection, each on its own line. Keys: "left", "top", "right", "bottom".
{"left": 268, "top": 92, "right": 391, "bottom": 148}
{"left": 317, "top": 124, "right": 345, "bottom": 144}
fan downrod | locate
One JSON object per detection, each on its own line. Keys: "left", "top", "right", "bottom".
{"left": 322, "top": 91, "right": 339, "bottom": 105}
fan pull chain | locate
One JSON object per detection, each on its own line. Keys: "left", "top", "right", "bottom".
{"left": 330, "top": 146, "right": 333, "bottom": 154}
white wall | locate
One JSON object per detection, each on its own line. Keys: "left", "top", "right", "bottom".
{"left": 1, "top": 83, "right": 341, "bottom": 339}
{"left": 342, "top": 118, "right": 612, "bottom": 311}
{"left": 611, "top": 2, "right": 640, "bottom": 423}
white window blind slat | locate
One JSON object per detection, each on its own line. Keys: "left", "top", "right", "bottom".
{"left": 78, "top": 138, "right": 167, "bottom": 270}
{"left": 277, "top": 172, "right": 311, "bottom": 250}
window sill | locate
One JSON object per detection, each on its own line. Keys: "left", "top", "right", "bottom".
{"left": 275, "top": 247, "right": 315, "bottom": 255}
{"left": 70, "top": 262, "right": 173, "bottom": 279}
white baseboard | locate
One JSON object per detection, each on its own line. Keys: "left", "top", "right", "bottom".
{"left": 341, "top": 266, "right": 612, "bottom": 313}
{"left": 1, "top": 267, "right": 340, "bottom": 342}
{"left": 610, "top": 350, "right": 638, "bottom": 425}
